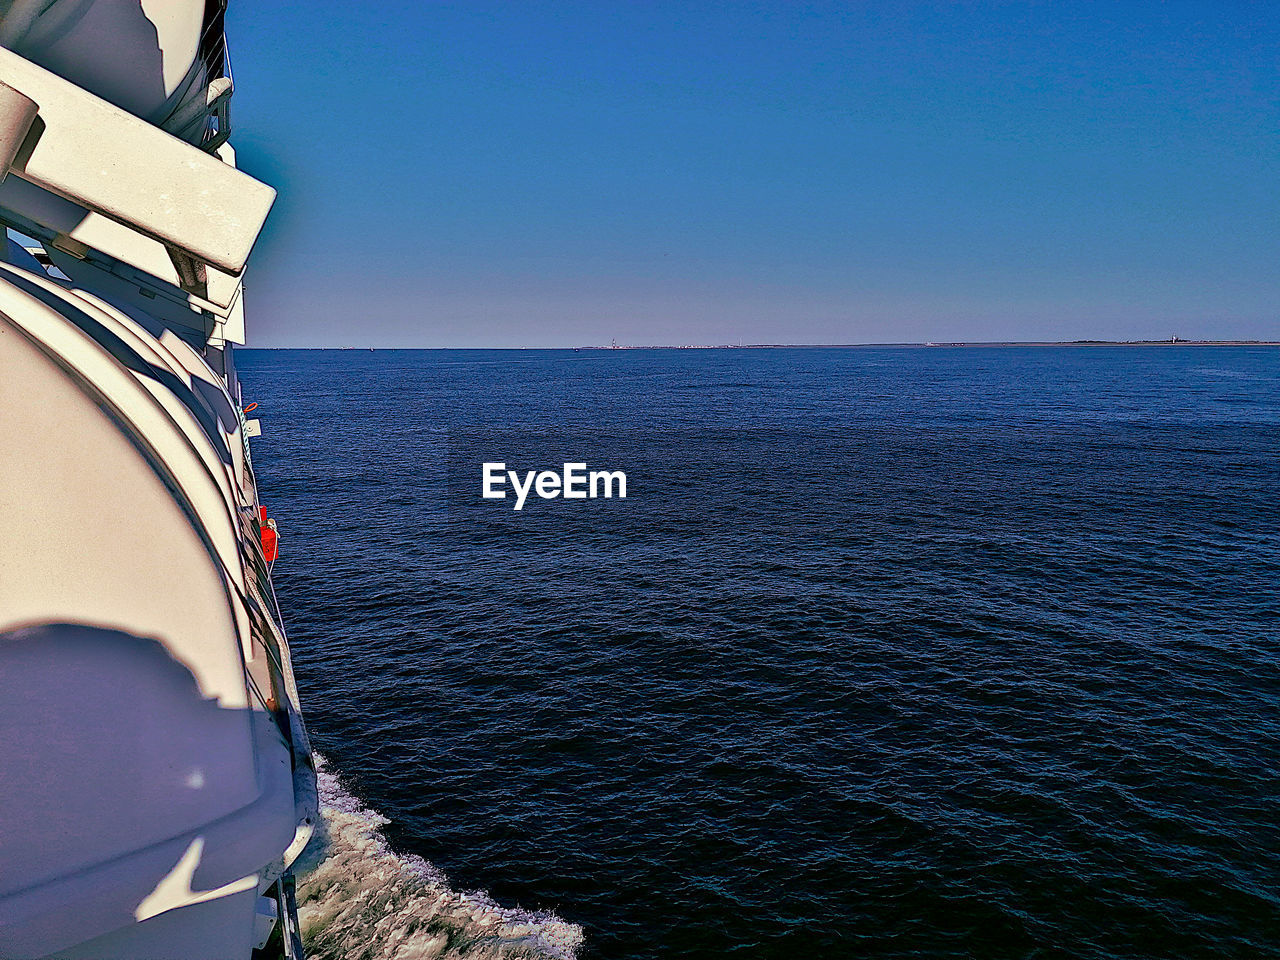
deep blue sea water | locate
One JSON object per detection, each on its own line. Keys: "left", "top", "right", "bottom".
{"left": 238, "top": 346, "right": 1280, "bottom": 960}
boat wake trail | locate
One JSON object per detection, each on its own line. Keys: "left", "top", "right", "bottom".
{"left": 294, "top": 758, "right": 583, "bottom": 960}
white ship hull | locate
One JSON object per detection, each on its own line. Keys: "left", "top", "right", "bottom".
{"left": 0, "top": 2, "right": 317, "bottom": 957}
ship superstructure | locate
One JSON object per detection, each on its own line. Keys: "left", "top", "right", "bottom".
{"left": 0, "top": 3, "right": 317, "bottom": 957}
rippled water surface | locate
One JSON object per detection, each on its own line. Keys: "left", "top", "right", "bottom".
{"left": 238, "top": 346, "right": 1280, "bottom": 959}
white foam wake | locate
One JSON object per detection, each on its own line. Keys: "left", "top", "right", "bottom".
{"left": 294, "top": 757, "right": 583, "bottom": 960}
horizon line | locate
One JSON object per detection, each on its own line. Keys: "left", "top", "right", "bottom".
{"left": 241, "top": 339, "right": 1280, "bottom": 351}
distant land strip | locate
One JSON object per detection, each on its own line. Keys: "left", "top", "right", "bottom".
{"left": 573, "top": 340, "right": 1280, "bottom": 350}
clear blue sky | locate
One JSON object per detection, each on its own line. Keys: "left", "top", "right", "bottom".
{"left": 227, "top": 1, "right": 1278, "bottom": 347}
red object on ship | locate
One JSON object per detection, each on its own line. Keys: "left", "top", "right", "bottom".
{"left": 258, "top": 506, "right": 279, "bottom": 562}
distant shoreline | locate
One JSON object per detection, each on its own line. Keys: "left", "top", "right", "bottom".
{"left": 574, "top": 340, "right": 1280, "bottom": 350}
{"left": 248, "top": 340, "right": 1280, "bottom": 350}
